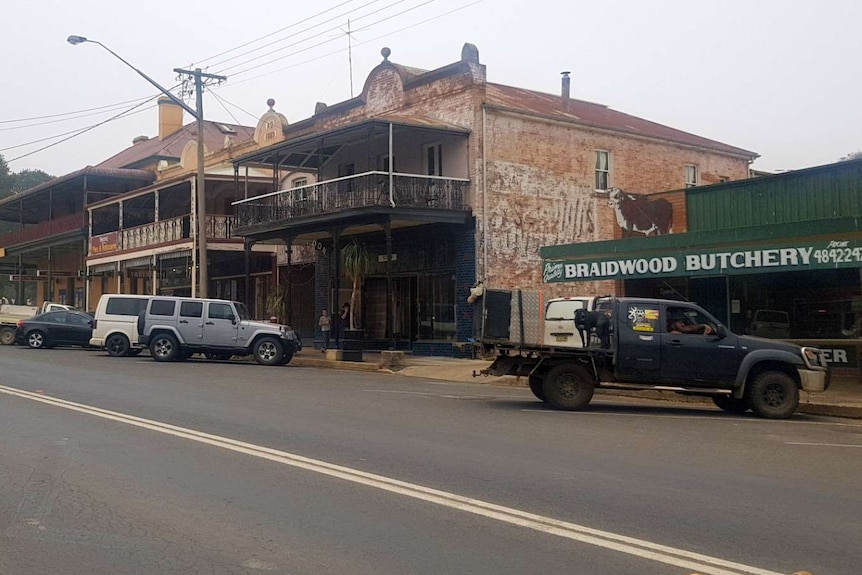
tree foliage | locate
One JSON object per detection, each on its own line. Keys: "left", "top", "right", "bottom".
{"left": 0, "top": 154, "right": 12, "bottom": 200}
{"left": 0, "top": 153, "right": 55, "bottom": 199}
{"left": 839, "top": 150, "right": 862, "bottom": 161}
{"left": 12, "top": 169, "right": 54, "bottom": 193}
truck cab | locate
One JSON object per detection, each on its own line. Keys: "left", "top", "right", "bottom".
{"left": 615, "top": 299, "right": 740, "bottom": 385}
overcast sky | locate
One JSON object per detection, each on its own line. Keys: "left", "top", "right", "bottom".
{"left": 3, "top": 0, "right": 860, "bottom": 178}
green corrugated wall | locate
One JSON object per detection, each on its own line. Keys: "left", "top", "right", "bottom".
{"left": 687, "top": 159, "right": 862, "bottom": 232}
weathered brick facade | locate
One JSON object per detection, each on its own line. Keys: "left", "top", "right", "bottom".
{"left": 289, "top": 44, "right": 754, "bottom": 299}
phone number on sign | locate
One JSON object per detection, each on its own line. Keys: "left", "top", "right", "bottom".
{"left": 812, "top": 248, "right": 862, "bottom": 264}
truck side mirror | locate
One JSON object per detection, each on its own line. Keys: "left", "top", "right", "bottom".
{"left": 715, "top": 325, "right": 727, "bottom": 339}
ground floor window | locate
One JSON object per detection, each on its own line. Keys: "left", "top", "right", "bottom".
{"left": 625, "top": 267, "right": 862, "bottom": 340}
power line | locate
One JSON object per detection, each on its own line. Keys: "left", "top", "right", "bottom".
{"left": 208, "top": 92, "right": 258, "bottom": 122}
{"left": 206, "top": 0, "right": 382, "bottom": 71}
{"left": 226, "top": 0, "right": 434, "bottom": 78}
{"left": 5, "top": 97, "right": 159, "bottom": 164}
{"left": 0, "top": 96, "right": 157, "bottom": 133}
{"left": 218, "top": 0, "right": 481, "bottom": 89}
{"left": 214, "top": 0, "right": 416, "bottom": 75}
{"left": 209, "top": 90, "right": 243, "bottom": 125}
{"left": 193, "top": 0, "right": 359, "bottom": 66}
{"left": 0, "top": 96, "right": 158, "bottom": 125}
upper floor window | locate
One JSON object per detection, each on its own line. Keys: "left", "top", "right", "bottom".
{"left": 423, "top": 143, "right": 443, "bottom": 176}
{"left": 684, "top": 165, "right": 698, "bottom": 188}
{"left": 292, "top": 178, "right": 307, "bottom": 188}
{"left": 595, "top": 151, "right": 611, "bottom": 190}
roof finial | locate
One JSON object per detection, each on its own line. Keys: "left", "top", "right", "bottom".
{"left": 266, "top": 98, "right": 276, "bottom": 111}
{"left": 381, "top": 47, "right": 391, "bottom": 61}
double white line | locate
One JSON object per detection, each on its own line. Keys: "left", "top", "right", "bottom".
{"left": 0, "top": 384, "right": 788, "bottom": 575}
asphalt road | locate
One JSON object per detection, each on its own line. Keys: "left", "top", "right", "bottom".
{"left": 1, "top": 345, "right": 860, "bottom": 575}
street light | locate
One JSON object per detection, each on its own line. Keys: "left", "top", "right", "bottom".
{"left": 67, "top": 35, "right": 217, "bottom": 298}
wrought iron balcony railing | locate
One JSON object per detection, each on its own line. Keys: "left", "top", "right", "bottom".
{"left": 94, "top": 215, "right": 236, "bottom": 254}
{"left": 233, "top": 172, "right": 469, "bottom": 230}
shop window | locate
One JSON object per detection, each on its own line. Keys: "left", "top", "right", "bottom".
{"left": 417, "top": 272, "right": 455, "bottom": 341}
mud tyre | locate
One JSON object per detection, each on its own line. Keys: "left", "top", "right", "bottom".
{"left": 543, "top": 363, "right": 595, "bottom": 411}
{"left": 747, "top": 371, "right": 799, "bottom": 419}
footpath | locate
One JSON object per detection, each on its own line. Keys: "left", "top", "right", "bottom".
{"left": 291, "top": 350, "right": 862, "bottom": 420}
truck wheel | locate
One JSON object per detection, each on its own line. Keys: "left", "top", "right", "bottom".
{"left": 254, "top": 337, "right": 284, "bottom": 366}
{"left": 0, "top": 327, "right": 15, "bottom": 345}
{"left": 543, "top": 364, "right": 595, "bottom": 411}
{"left": 712, "top": 395, "right": 750, "bottom": 414}
{"left": 149, "top": 333, "right": 179, "bottom": 362}
{"left": 106, "top": 334, "right": 130, "bottom": 357}
{"left": 528, "top": 375, "right": 546, "bottom": 402}
{"left": 747, "top": 371, "right": 799, "bottom": 419}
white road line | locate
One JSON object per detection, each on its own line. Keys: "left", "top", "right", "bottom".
{"left": 786, "top": 442, "right": 862, "bottom": 448}
{"left": 0, "top": 384, "right": 786, "bottom": 575}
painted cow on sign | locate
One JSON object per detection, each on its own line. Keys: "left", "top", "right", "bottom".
{"left": 606, "top": 188, "right": 673, "bottom": 236}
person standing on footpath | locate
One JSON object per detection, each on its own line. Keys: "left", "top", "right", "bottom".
{"left": 318, "top": 309, "right": 331, "bottom": 352}
{"left": 340, "top": 302, "right": 350, "bottom": 335}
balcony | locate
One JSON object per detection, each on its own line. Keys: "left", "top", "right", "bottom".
{"left": 92, "top": 215, "right": 237, "bottom": 255}
{"left": 0, "top": 213, "right": 84, "bottom": 249}
{"left": 233, "top": 172, "right": 469, "bottom": 233}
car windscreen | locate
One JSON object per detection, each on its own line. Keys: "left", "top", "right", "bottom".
{"left": 233, "top": 302, "right": 252, "bottom": 321}
{"left": 545, "top": 300, "right": 586, "bottom": 321}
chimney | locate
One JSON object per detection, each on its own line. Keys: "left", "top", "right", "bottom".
{"left": 561, "top": 71, "right": 571, "bottom": 113}
{"left": 158, "top": 97, "right": 184, "bottom": 140}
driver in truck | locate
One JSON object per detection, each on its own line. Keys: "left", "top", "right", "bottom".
{"left": 668, "top": 318, "right": 714, "bottom": 335}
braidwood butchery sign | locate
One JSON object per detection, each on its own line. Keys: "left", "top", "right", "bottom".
{"left": 543, "top": 240, "right": 862, "bottom": 283}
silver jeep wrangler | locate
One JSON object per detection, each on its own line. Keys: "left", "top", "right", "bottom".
{"left": 138, "top": 296, "right": 297, "bottom": 366}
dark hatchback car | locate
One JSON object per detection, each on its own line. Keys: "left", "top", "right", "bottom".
{"left": 16, "top": 310, "right": 95, "bottom": 349}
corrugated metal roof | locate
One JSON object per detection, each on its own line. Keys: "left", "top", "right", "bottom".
{"left": 0, "top": 166, "right": 154, "bottom": 208}
{"left": 484, "top": 83, "right": 757, "bottom": 159}
{"left": 97, "top": 120, "right": 255, "bottom": 170}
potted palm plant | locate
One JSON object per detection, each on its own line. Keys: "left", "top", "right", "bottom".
{"left": 340, "top": 238, "right": 372, "bottom": 360}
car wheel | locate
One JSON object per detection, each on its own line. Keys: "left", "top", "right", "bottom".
{"left": 105, "top": 334, "right": 131, "bottom": 357}
{"left": 254, "top": 336, "right": 284, "bottom": 366}
{"left": 712, "top": 394, "right": 750, "bottom": 414}
{"left": 0, "top": 327, "right": 16, "bottom": 346}
{"left": 149, "top": 333, "right": 179, "bottom": 362}
{"left": 543, "top": 363, "right": 595, "bottom": 411}
{"left": 747, "top": 371, "right": 799, "bottom": 419}
{"left": 27, "top": 330, "right": 47, "bottom": 349}
{"left": 528, "top": 375, "right": 546, "bottom": 402}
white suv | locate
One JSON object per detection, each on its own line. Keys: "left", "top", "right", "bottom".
{"left": 90, "top": 294, "right": 152, "bottom": 356}
{"left": 138, "top": 296, "right": 298, "bottom": 366}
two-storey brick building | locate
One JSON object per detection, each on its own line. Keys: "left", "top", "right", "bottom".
{"left": 230, "top": 43, "right": 757, "bottom": 355}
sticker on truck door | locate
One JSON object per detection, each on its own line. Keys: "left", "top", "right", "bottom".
{"left": 627, "top": 305, "right": 659, "bottom": 332}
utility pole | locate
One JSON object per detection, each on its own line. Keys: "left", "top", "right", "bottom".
{"left": 67, "top": 36, "right": 226, "bottom": 299}
{"left": 174, "top": 67, "right": 226, "bottom": 298}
